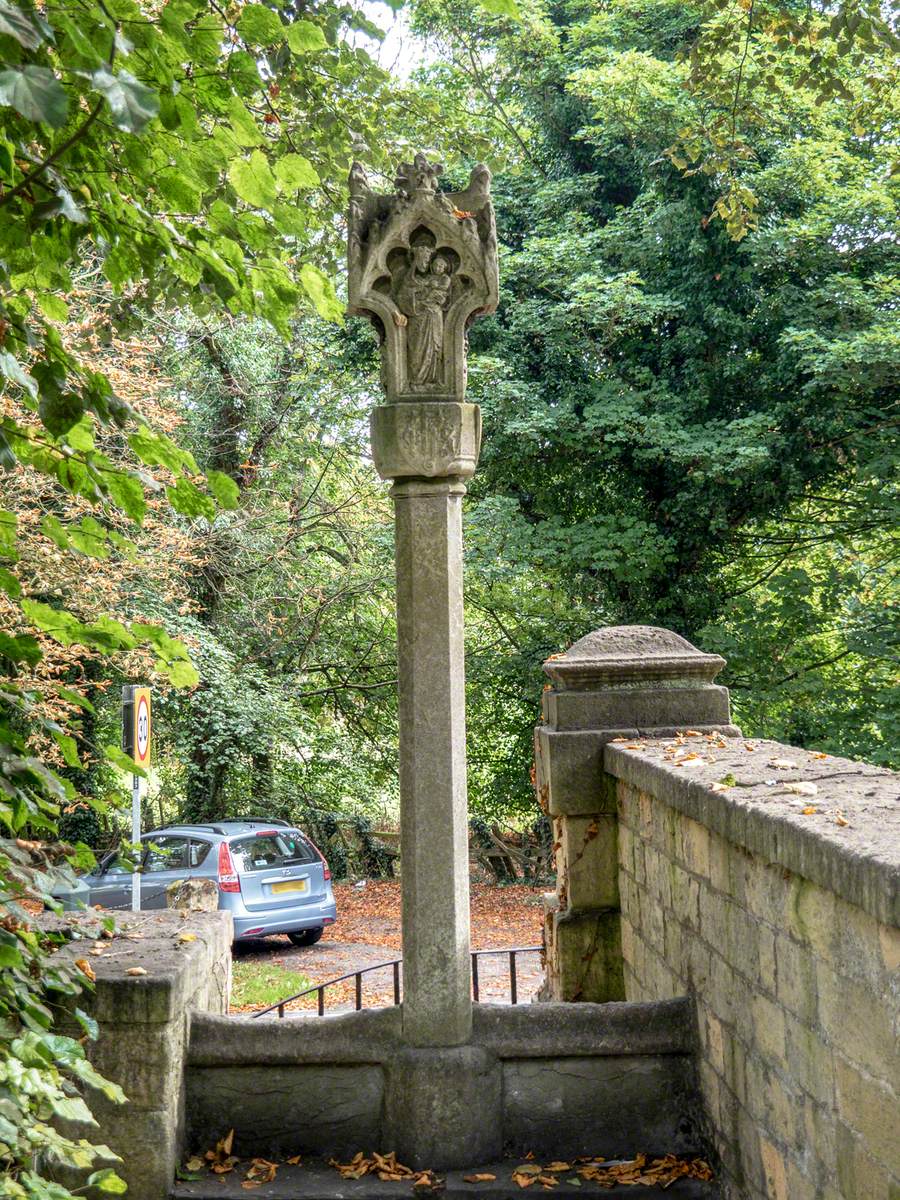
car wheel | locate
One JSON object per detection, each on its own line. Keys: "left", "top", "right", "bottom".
{"left": 287, "top": 927, "right": 323, "bottom": 947}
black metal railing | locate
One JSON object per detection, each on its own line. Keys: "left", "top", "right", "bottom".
{"left": 251, "top": 945, "right": 541, "bottom": 1019}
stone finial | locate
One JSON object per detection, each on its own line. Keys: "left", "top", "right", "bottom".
{"left": 543, "top": 625, "right": 726, "bottom": 691}
{"left": 347, "top": 155, "right": 498, "bottom": 405}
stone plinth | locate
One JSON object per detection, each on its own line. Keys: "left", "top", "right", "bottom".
{"left": 44, "top": 909, "right": 232, "bottom": 1200}
{"left": 536, "top": 625, "right": 739, "bottom": 1003}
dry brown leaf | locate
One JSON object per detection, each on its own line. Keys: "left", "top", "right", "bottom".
{"left": 464, "top": 1174, "right": 496, "bottom": 1182}
{"left": 126, "top": 966, "right": 148, "bottom": 976}
{"left": 178, "top": 931, "right": 198, "bottom": 943}
{"left": 74, "top": 958, "right": 95, "bottom": 981}
{"left": 285, "top": 1155, "right": 302, "bottom": 1165}
{"left": 246, "top": 1158, "right": 278, "bottom": 1183}
{"left": 801, "top": 806, "right": 818, "bottom": 816}
{"left": 835, "top": 813, "right": 850, "bottom": 827}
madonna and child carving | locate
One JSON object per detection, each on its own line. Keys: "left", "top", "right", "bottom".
{"left": 389, "top": 244, "right": 454, "bottom": 388}
{"left": 347, "top": 153, "right": 498, "bottom": 406}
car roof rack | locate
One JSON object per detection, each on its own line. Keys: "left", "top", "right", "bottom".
{"left": 220, "top": 816, "right": 291, "bottom": 827}
{"left": 144, "top": 823, "right": 227, "bottom": 836}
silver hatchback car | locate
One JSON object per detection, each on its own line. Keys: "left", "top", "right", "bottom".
{"left": 80, "top": 818, "right": 337, "bottom": 944}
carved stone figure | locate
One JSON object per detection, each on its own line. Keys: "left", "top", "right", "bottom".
{"left": 347, "top": 153, "right": 498, "bottom": 404}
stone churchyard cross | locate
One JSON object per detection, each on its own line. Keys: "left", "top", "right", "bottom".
{"left": 348, "top": 153, "right": 498, "bottom": 1048}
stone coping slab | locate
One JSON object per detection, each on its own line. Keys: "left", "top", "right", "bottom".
{"left": 187, "top": 998, "right": 694, "bottom": 1066}
{"left": 605, "top": 736, "right": 899, "bottom": 928}
{"left": 171, "top": 1160, "right": 717, "bottom": 1199}
{"left": 41, "top": 909, "right": 233, "bottom": 1024}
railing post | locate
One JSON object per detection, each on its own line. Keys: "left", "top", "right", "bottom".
{"left": 535, "top": 625, "right": 738, "bottom": 1002}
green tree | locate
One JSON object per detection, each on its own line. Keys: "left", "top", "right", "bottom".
{"left": 410, "top": 0, "right": 897, "bottom": 771}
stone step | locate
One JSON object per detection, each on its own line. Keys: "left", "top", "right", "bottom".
{"left": 172, "top": 1161, "right": 719, "bottom": 1200}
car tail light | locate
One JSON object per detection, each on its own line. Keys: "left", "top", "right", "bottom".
{"left": 218, "top": 842, "right": 241, "bottom": 893}
{"left": 256, "top": 830, "right": 279, "bottom": 837}
{"left": 306, "top": 836, "right": 331, "bottom": 881}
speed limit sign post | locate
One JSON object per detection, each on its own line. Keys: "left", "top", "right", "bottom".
{"left": 122, "top": 686, "right": 151, "bottom": 911}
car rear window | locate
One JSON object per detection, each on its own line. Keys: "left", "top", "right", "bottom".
{"left": 229, "top": 831, "right": 317, "bottom": 873}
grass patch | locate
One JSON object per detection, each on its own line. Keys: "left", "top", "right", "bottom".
{"left": 231, "top": 960, "right": 311, "bottom": 1008}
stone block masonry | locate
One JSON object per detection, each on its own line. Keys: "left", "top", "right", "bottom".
{"left": 47, "top": 909, "right": 232, "bottom": 1200}
{"left": 608, "top": 737, "right": 899, "bottom": 1200}
{"left": 185, "top": 999, "right": 704, "bottom": 1167}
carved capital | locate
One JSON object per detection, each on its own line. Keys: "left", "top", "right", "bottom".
{"left": 348, "top": 154, "right": 498, "bottom": 405}
{"left": 370, "top": 402, "right": 482, "bottom": 481}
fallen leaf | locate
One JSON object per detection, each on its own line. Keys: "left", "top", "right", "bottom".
{"left": 178, "top": 931, "right": 198, "bottom": 943}
{"left": 286, "top": 1155, "right": 302, "bottom": 1165}
{"left": 75, "top": 958, "right": 95, "bottom": 981}
{"left": 811, "top": 752, "right": 828, "bottom": 759}
{"left": 185, "top": 1157, "right": 204, "bottom": 1172}
{"left": 801, "top": 806, "right": 818, "bottom": 815}
{"left": 464, "top": 1174, "right": 496, "bottom": 1183}
{"left": 246, "top": 1159, "right": 277, "bottom": 1183}
{"left": 835, "top": 813, "right": 850, "bottom": 827}
{"left": 126, "top": 966, "right": 148, "bottom": 976}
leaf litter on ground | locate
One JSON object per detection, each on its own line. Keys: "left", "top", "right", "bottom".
{"left": 330, "top": 1151, "right": 442, "bottom": 1190}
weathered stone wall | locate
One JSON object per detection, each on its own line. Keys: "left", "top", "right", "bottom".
{"left": 607, "top": 737, "right": 899, "bottom": 1200}
{"left": 185, "top": 999, "right": 704, "bottom": 1166}
{"left": 50, "top": 909, "right": 232, "bottom": 1200}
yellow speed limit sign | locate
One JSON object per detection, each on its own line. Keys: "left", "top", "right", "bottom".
{"left": 123, "top": 685, "right": 152, "bottom": 769}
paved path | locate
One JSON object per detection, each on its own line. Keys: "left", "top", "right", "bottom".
{"left": 232, "top": 937, "right": 543, "bottom": 1015}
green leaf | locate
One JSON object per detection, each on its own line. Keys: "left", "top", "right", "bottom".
{"left": 52, "top": 731, "right": 82, "bottom": 768}
{"left": 237, "top": 4, "right": 284, "bottom": 45}
{"left": 0, "top": 631, "right": 41, "bottom": 665}
{"left": 50, "top": 1096, "right": 96, "bottom": 1125}
{"left": 91, "top": 67, "right": 159, "bottom": 133}
{"left": 0, "top": 65, "right": 68, "bottom": 127}
{"left": 274, "top": 152, "right": 319, "bottom": 192}
{"left": 128, "top": 425, "right": 197, "bottom": 475}
{"left": 0, "top": 350, "right": 38, "bottom": 398}
{"left": 0, "top": 508, "right": 18, "bottom": 555}
{"left": 167, "top": 475, "right": 216, "bottom": 521}
{"left": 104, "top": 745, "right": 147, "bottom": 778}
{"left": 36, "top": 294, "right": 69, "bottom": 321}
{"left": 474, "top": 0, "right": 520, "bottom": 14}
{"left": 0, "top": 940, "right": 23, "bottom": 968}
{"left": 105, "top": 470, "right": 146, "bottom": 524}
{"left": 87, "top": 1170, "right": 128, "bottom": 1194}
{"left": 299, "top": 263, "right": 342, "bottom": 322}
{"left": 207, "top": 469, "right": 239, "bottom": 509}
{"left": 0, "top": 0, "right": 44, "bottom": 49}
{"left": 285, "top": 19, "right": 327, "bottom": 53}
{"left": 0, "top": 566, "right": 21, "bottom": 597}
{"left": 228, "top": 150, "right": 277, "bottom": 209}
{"left": 227, "top": 95, "right": 264, "bottom": 147}
{"left": 74, "top": 1008, "right": 99, "bottom": 1040}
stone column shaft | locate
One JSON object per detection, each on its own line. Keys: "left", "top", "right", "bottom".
{"left": 394, "top": 479, "right": 471, "bottom": 1047}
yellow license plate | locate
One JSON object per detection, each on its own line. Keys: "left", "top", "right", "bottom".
{"left": 271, "top": 879, "right": 308, "bottom": 894}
